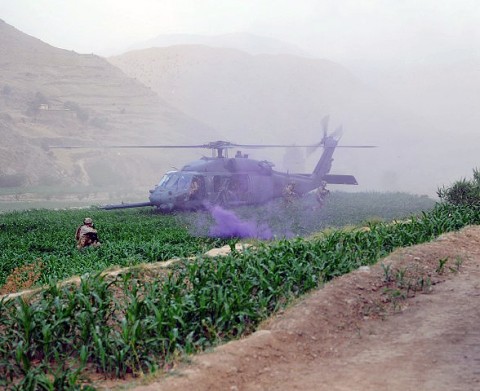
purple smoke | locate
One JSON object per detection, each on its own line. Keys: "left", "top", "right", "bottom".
{"left": 208, "top": 205, "right": 273, "bottom": 240}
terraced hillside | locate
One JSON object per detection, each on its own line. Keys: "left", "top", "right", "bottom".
{"left": 0, "top": 19, "right": 216, "bottom": 189}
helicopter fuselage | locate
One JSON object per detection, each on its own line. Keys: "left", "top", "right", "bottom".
{"left": 99, "top": 133, "right": 367, "bottom": 212}
{"left": 147, "top": 154, "right": 335, "bottom": 212}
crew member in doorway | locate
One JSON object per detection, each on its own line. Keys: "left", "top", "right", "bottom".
{"left": 316, "top": 180, "right": 330, "bottom": 208}
{"left": 189, "top": 177, "right": 200, "bottom": 199}
{"left": 282, "top": 182, "right": 298, "bottom": 204}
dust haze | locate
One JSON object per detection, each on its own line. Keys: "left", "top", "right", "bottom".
{"left": 1, "top": 0, "right": 479, "bottom": 199}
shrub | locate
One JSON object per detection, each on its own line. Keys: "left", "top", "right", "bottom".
{"left": 64, "top": 101, "right": 89, "bottom": 123}
{"left": 25, "top": 92, "right": 48, "bottom": 116}
{"left": 437, "top": 168, "right": 480, "bottom": 207}
{"left": 0, "top": 173, "right": 27, "bottom": 188}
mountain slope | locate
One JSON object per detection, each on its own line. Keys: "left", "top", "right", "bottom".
{"left": 0, "top": 19, "right": 217, "bottom": 189}
{"left": 109, "top": 45, "right": 363, "bottom": 145}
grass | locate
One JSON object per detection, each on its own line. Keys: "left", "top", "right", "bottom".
{"left": 0, "top": 208, "right": 228, "bottom": 290}
{"left": 0, "top": 198, "right": 477, "bottom": 388}
{"left": 0, "top": 191, "right": 435, "bottom": 290}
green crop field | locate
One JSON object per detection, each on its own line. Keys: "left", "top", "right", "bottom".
{"left": 0, "top": 191, "right": 435, "bottom": 289}
{"left": 4, "top": 191, "right": 468, "bottom": 389}
{"left": 0, "top": 208, "right": 228, "bottom": 289}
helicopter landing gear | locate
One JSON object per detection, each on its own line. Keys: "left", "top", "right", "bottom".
{"left": 156, "top": 203, "right": 174, "bottom": 213}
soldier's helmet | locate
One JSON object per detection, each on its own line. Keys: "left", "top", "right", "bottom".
{"left": 84, "top": 217, "right": 93, "bottom": 224}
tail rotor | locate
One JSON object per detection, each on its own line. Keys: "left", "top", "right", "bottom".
{"left": 308, "top": 115, "right": 333, "bottom": 155}
{"left": 321, "top": 115, "right": 330, "bottom": 144}
{"left": 331, "top": 125, "right": 343, "bottom": 140}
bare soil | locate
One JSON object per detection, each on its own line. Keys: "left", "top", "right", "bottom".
{"left": 100, "top": 225, "right": 480, "bottom": 391}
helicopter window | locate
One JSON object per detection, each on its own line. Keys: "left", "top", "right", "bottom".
{"left": 157, "top": 174, "right": 170, "bottom": 187}
{"left": 158, "top": 173, "right": 192, "bottom": 190}
{"left": 177, "top": 175, "right": 190, "bottom": 190}
{"left": 231, "top": 174, "right": 249, "bottom": 193}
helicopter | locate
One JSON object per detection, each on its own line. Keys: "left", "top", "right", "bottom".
{"left": 51, "top": 118, "right": 375, "bottom": 212}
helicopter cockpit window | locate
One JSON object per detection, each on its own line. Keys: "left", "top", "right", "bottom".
{"left": 157, "top": 174, "right": 172, "bottom": 188}
{"left": 158, "top": 173, "right": 192, "bottom": 191}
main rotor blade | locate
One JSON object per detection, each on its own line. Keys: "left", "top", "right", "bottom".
{"left": 48, "top": 144, "right": 208, "bottom": 149}
{"left": 229, "top": 143, "right": 325, "bottom": 148}
{"left": 49, "top": 143, "right": 340, "bottom": 149}
{"left": 48, "top": 141, "right": 377, "bottom": 150}
{"left": 231, "top": 143, "right": 377, "bottom": 149}
{"left": 335, "top": 145, "right": 377, "bottom": 148}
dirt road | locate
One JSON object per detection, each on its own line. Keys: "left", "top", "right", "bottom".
{"left": 105, "top": 226, "right": 480, "bottom": 391}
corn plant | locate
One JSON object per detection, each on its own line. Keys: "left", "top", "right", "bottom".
{"left": 1, "top": 199, "right": 480, "bottom": 388}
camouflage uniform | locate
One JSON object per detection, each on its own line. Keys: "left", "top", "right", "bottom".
{"left": 282, "top": 183, "right": 298, "bottom": 204}
{"left": 189, "top": 179, "right": 200, "bottom": 198}
{"left": 76, "top": 218, "right": 101, "bottom": 249}
{"left": 316, "top": 181, "right": 330, "bottom": 208}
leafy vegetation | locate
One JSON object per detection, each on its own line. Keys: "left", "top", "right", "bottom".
{"left": 437, "top": 168, "right": 480, "bottom": 207}
{"left": 0, "top": 174, "right": 27, "bottom": 188}
{"left": 3, "top": 190, "right": 466, "bottom": 389}
{"left": 0, "top": 208, "right": 227, "bottom": 289}
{"left": 177, "top": 191, "right": 436, "bottom": 237}
{"left": 0, "top": 201, "right": 478, "bottom": 388}
{"left": 0, "top": 191, "right": 435, "bottom": 289}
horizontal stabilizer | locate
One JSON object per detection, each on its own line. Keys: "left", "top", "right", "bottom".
{"left": 324, "top": 174, "right": 358, "bottom": 185}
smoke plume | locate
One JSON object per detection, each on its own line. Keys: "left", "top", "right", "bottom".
{"left": 208, "top": 205, "right": 273, "bottom": 239}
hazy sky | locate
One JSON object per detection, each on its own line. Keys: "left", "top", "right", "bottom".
{"left": 1, "top": 0, "right": 479, "bottom": 64}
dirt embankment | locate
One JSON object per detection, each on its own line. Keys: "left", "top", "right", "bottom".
{"left": 103, "top": 225, "right": 480, "bottom": 391}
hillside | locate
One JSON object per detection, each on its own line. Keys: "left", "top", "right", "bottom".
{"left": 0, "top": 19, "right": 217, "bottom": 190}
{"left": 110, "top": 45, "right": 362, "bottom": 145}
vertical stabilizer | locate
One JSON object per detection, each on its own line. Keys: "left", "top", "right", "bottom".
{"left": 312, "top": 136, "right": 338, "bottom": 186}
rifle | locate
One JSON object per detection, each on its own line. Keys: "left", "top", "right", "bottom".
{"left": 85, "top": 231, "right": 98, "bottom": 242}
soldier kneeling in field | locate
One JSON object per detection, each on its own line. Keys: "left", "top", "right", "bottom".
{"left": 76, "top": 217, "right": 101, "bottom": 249}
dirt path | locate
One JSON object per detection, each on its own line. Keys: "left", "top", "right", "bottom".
{"left": 104, "top": 226, "right": 480, "bottom": 391}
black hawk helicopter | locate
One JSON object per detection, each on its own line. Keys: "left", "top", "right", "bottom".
{"left": 52, "top": 119, "right": 375, "bottom": 212}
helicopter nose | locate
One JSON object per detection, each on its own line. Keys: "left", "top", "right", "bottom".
{"left": 149, "top": 188, "right": 173, "bottom": 206}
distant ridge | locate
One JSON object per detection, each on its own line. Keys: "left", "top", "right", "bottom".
{"left": 123, "top": 32, "right": 310, "bottom": 57}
